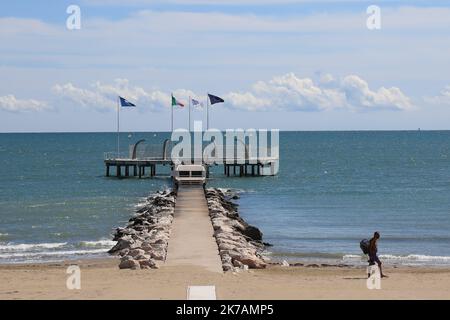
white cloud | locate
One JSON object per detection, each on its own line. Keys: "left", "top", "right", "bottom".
{"left": 0, "top": 95, "right": 48, "bottom": 113}
{"left": 53, "top": 83, "right": 112, "bottom": 111}
{"left": 424, "top": 86, "right": 450, "bottom": 106}
{"left": 341, "top": 75, "right": 413, "bottom": 111}
{"left": 50, "top": 73, "right": 413, "bottom": 113}
{"left": 52, "top": 79, "right": 196, "bottom": 112}
{"left": 227, "top": 73, "right": 413, "bottom": 112}
{"left": 1, "top": 4, "right": 449, "bottom": 131}
{"left": 226, "top": 92, "right": 272, "bottom": 112}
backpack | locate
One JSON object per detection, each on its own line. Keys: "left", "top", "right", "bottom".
{"left": 360, "top": 239, "right": 370, "bottom": 255}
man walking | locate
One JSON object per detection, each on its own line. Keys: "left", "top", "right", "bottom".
{"left": 369, "top": 231, "right": 388, "bottom": 278}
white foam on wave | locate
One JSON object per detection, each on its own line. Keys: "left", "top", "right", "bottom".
{"left": 216, "top": 187, "right": 252, "bottom": 194}
{"left": 79, "top": 240, "right": 117, "bottom": 247}
{"left": 28, "top": 202, "right": 67, "bottom": 208}
{"left": 0, "top": 239, "right": 116, "bottom": 252}
{"left": 343, "top": 253, "right": 450, "bottom": 263}
{"left": 0, "top": 242, "right": 67, "bottom": 251}
{"left": 0, "top": 248, "right": 108, "bottom": 259}
{"left": 0, "top": 239, "right": 116, "bottom": 262}
{"left": 134, "top": 197, "right": 149, "bottom": 207}
{"left": 342, "top": 254, "right": 363, "bottom": 260}
{"left": 380, "top": 254, "right": 450, "bottom": 262}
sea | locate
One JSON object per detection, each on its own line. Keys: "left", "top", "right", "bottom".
{"left": 1, "top": 131, "right": 450, "bottom": 266}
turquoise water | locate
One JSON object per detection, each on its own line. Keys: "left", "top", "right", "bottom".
{"left": 1, "top": 131, "right": 450, "bottom": 265}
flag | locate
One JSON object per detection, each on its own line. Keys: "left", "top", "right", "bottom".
{"left": 208, "top": 94, "right": 224, "bottom": 105}
{"left": 119, "top": 96, "right": 136, "bottom": 107}
{"left": 172, "top": 95, "right": 185, "bottom": 107}
{"left": 191, "top": 98, "right": 204, "bottom": 108}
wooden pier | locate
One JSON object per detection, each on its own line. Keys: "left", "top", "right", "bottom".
{"left": 223, "top": 163, "right": 265, "bottom": 177}
{"left": 105, "top": 157, "right": 277, "bottom": 179}
{"left": 104, "top": 140, "right": 279, "bottom": 178}
{"left": 104, "top": 159, "right": 171, "bottom": 178}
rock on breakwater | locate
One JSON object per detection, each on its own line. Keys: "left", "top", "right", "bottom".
{"left": 205, "top": 188, "right": 268, "bottom": 271}
{"left": 108, "top": 189, "right": 176, "bottom": 269}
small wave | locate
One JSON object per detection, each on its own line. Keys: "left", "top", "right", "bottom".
{"left": 27, "top": 203, "right": 47, "bottom": 208}
{"left": 343, "top": 253, "right": 450, "bottom": 264}
{"left": 380, "top": 254, "right": 450, "bottom": 262}
{"left": 0, "top": 239, "right": 116, "bottom": 263}
{"left": 28, "top": 202, "right": 67, "bottom": 208}
{"left": 0, "top": 242, "right": 67, "bottom": 251}
{"left": 134, "top": 196, "right": 149, "bottom": 205}
{"left": 343, "top": 254, "right": 363, "bottom": 260}
{"left": 217, "top": 187, "right": 256, "bottom": 194}
{"left": 270, "top": 252, "right": 450, "bottom": 266}
{"left": 0, "top": 233, "right": 9, "bottom": 238}
{"left": 134, "top": 200, "right": 149, "bottom": 209}
{"left": 0, "top": 248, "right": 108, "bottom": 259}
{"left": 79, "top": 240, "right": 116, "bottom": 247}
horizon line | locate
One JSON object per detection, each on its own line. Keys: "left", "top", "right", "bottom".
{"left": 0, "top": 129, "right": 448, "bottom": 134}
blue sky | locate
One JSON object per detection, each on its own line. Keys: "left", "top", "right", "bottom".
{"left": 1, "top": 1, "right": 450, "bottom": 132}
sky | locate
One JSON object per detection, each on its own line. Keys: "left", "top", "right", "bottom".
{"left": 1, "top": 0, "right": 450, "bottom": 132}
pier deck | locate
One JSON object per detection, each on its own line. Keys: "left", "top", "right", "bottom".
{"left": 165, "top": 185, "right": 222, "bottom": 273}
{"left": 104, "top": 158, "right": 278, "bottom": 178}
{"left": 104, "top": 139, "right": 279, "bottom": 178}
{"left": 104, "top": 158, "right": 172, "bottom": 178}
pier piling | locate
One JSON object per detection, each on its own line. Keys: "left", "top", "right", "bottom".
{"left": 104, "top": 156, "right": 275, "bottom": 179}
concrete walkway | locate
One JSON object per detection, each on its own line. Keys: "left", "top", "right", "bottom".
{"left": 165, "top": 185, "right": 223, "bottom": 273}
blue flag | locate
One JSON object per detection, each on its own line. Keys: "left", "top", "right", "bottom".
{"left": 208, "top": 94, "right": 224, "bottom": 105}
{"left": 119, "top": 96, "right": 136, "bottom": 107}
{"left": 192, "top": 98, "right": 204, "bottom": 108}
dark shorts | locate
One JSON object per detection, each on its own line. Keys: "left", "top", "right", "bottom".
{"left": 369, "top": 254, "right": 381, "bottom": 265}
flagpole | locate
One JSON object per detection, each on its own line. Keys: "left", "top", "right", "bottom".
{"left": 189, "top": 96, "right": 191, "bottom": 133}
{"left": 171, "top": 93, "right": 173, "bottom": 133}
{"left": 207, "top": 93, "right": 209, "bottom": 130}
{"left": 117, "top": 96, "right": 120, "bottom": 159}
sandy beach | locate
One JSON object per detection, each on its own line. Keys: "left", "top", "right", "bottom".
{"left": 1, "top": 258, "right": 449, "bottom": 300}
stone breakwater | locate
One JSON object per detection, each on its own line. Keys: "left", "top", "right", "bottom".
{"left": 108, "top": 189, "right": 176, "bottom": 269}
{"left": 205, "top": 188, "right": 268, "bottom": 271}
